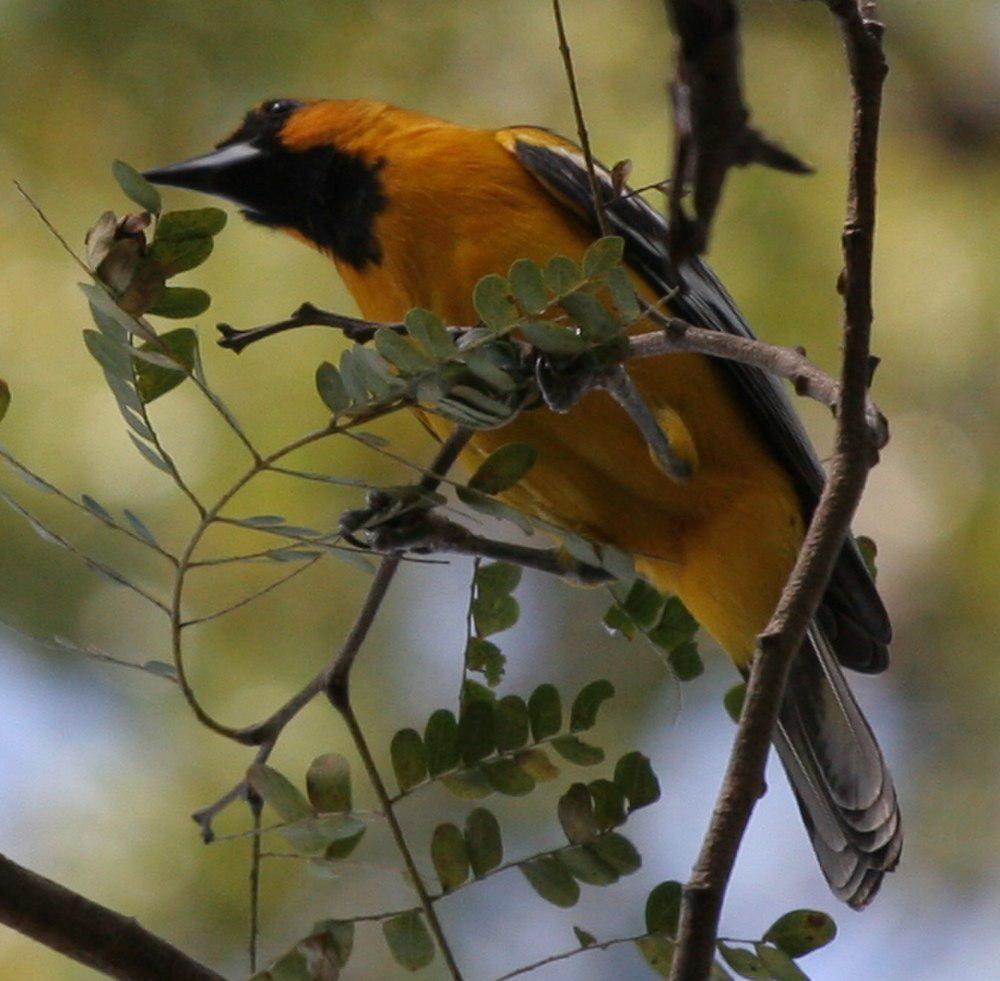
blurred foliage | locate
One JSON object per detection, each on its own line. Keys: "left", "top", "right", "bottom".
{"left": 0, "top": 0, "right": 997, "bottom": 978}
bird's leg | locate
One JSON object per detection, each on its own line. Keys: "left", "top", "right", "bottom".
{"left": 339, "top": 489, "right": 611, "bottom": 585}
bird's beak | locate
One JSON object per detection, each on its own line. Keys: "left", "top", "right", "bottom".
{"left": 143, "top": 142, "right": 266, "bottom": 207}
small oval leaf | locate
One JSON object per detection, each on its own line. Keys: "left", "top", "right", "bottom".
{"left": 382, "top": 911, "right": 435, "bottom": 972}
{"left": 390, "top": 729, "right": 427, "bottom": 793}
{"left": 113, "top": 159, "right": 161, "bottom": 214}
{"left": 465, "top": 807, "right": 503, "bottom": 877}
{"left": 430, "top": 822, "right": 470, "bottom": 892}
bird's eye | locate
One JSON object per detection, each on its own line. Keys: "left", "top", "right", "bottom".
{"left": 263, "top": 99, "right": 298, "bottom": 115}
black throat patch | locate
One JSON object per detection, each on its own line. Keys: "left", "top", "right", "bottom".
{"left": 219, "top": 102, "right": 388, "bottom": 269}
{"left": 242, "top": 146, "right": 387, "bottom": 269}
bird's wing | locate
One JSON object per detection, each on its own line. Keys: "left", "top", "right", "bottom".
{"left": 498, "top": 126, "right": 890, "bottom": 671}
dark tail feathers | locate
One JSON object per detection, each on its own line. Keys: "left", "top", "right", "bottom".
{"left": 774, "top": 625, "right": 902, "bottom": 908}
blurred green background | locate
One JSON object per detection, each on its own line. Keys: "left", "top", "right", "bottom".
{"left": 1, "top": 1, "right": 997, "bottom": 978}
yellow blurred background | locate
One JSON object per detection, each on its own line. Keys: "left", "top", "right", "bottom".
{"left": 0, "top": 1, "right": 997, "bottom": 978}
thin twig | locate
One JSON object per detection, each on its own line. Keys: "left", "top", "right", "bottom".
{"left": 635, "top": 305, "right": 888, "bottom": 447}
{"left": 669, "top": 3, "right": 888, "bottom": 977}
{"left": 552, "top": 0, "right": 610, "bottom": 235}
{"left": 0, "top": 447, "right": 179, "bottom": 564}
{"left": 494, "top": 931, "right": 652, "bottom": 981}
{"left": 248, "top": 792, "right": 263, "bottom": 974}
{"left": 322, "top": 429, "right": 473, "bottom": 981}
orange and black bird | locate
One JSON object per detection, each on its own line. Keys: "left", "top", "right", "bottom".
{"left": 145, "top": 98, "right": 901, "bottom": 907}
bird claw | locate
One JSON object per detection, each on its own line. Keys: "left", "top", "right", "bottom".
{"left": 338, "top": 486, "right": 445, "bottom": 553}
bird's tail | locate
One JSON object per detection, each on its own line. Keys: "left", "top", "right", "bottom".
{"left": 773, "top": 624, "right": 902, "bottom": 908}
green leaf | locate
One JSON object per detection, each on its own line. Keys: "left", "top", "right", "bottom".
{"left": 472, "top": 593, "right": 519, "bottom": 637}
{"left": 637, "top": 934, "right": 675, "bottom": 977}
{"left": 614, "top": 751, "right": 661, "bottom": 810}
{"left": 323, "top": 821, "right": 366, "bottom": 860}
{"left": 463, "top": 347, "right": 517, "bottom": 392}
{"left": 508, "top": 258, "right": 550, "bottom": 313}
{"left": 520, "top": 319, "right": 588, "bottom": 356}
{"left": 467, "top": 443, "right": 537, "bottom": 495}
{"left": 755, "top": 945, "right": 809, "bottom": 980}
{"left": 461, "top": 679, "right": 496, "bottom": 705}
{"left": 473, "top": 273, "right": 518, "bottom": 330}
{"left": 475, "top": 560, "right": 523, "bottom": 595}
{"left": 315, "top": 361, "right": 350, "bottom": 414}
{"left": 574, "top": 926, "right": 597, "bottom": 948}
{"left": 441, "top": 767, "right": 493, "bottom": 799}
{"left": 588, "top": 778, "right": 627, "bottom": 831}
{"left": 0, "top": 380, "right": 10, "bottom": 424}
{"left": 602, "top": 602, "right": 637, "bottom": 639}
{"left": 763, "top": 910, "right": 837, "bottom": 958}
{"left": 246, "top": 764, "right": 313, "bottom": 823}
{"left": 583, "top": 236, "right": 625, "bottom": 276}
{"left": 374, "top": 327, "right": 434, "bottom": 373}
{"left": 405, "top": 308, "right": 456, "bottom": 359}
{"left": 562, "top": 845, "right": 620, "bottom": 886}
{"left": 128, "top": 433, "right": 171, "bottom": 473}
{"left": 465, "top": 637, "right": 505, "bottom": 686}
{"left": 338, "top": 348, "right": 368, "bottom": 403}
{"left": 481, "top": 757, "right": 535, "bottom": 796}
{"left": 430, "top": 822, "right": 470, "bottom": 892}
{"left": 310, "top": 919, "right": 354, "bottom": 968}
{"left": 668, "top": 641, "right": 704, "bottom": 681}
{"left": 80, "top": 494, "right": 113, "bottom": 523}
{"left": 112, "top": 159, "right": 161, "bottom": 214}
{"left": 588, "top": 832, "right": 641, "bottom": 875}
{"left": 528, "top": 684, "right": 562, "bottom": 741}
{"left": 147, "top": 286, "right": 210, "bottom": 319}
{"left": 494, "top": 695, "right": 530, "bottom": 752}
{"left": 607, "top": 266, "right": 641, "bottom": 321}
{"left": 123, "top": 509, "right": 159, "bottom": 547}
{"left": 622, "top": 579, "right": 666, "bottom": 630}
{"left": 520, "top": 856, "right": 580, "bottom": 908}
{"left": 424, "top": 709, "right": 460, "bottom": 777}
{"left": 558, "top": 783, "right": 599, "bottom": 844}
{"left": 458, "top": 699, "right": 495, "bottom": 766}
{"left": 570, "top": 679, "right": 615, "bottom": 732}
{"left": 382, "top": 911, "right": 435, "bottom": 972}
{"left": 551, "top": 735, "right": 605, "bottom": 766}
{"left": 514, "top": 748, "right": 560, "bottom": 782}
{"left": 155, "top": 207, "right": 227, "bottom": 240}
{"left": 260, "top": 948, "right": 310, "bottom": 981}
{"left": 560, "top": 291, "right": 622, "bottom": 342}
{"left": 279, "top": 814, "right": 366, "bottom": 854}
{"left": 718, "top": 943, "right": 769, "bottom": 979}
{"left": 149, "top": 235, "right": 213, "bottom": 276}
{"left": 648, "top": 597, "right": 699, "bottom": 650}
{"left": 390, "top": 728, "right": 427, "bottom": 793}
{"left": 133, "top": 328, "right": 198, "bottom": 403}
{"left": 306, "top": 754, "right": 351, "bottom": 813}
{"left": 464, "top": 807, "right": 503, "bottom": 877}
{"left": 646, "top": 880, "right": 683, "bottom": 936}
{"left": 724, "top": 682, "right": 747, "bottom": 724}
{"left": 84, "top": 328, "right": 132, "bottom": 378}
{"left": 543, "top": 255, "right": 583, "bottom": 294}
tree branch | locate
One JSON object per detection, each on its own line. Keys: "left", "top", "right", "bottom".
{"left": 662, "top": 0, "right": 813, "bottom": 257}
{"left": 669, "top": 3, "right": 888, "bottom": 978}
{"left": 0, "top": 852, "right": 225, "bottom": 981}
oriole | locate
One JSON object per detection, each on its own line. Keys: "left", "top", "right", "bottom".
{"left": 145, "top": 98, "right": 901, "bottom": 907}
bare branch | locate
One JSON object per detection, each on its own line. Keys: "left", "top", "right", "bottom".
{"left": 0, "top": 851, "right": 225, "bottom": 981}
{"left": 669, "top": 2, "right": 888, "bottom": 977}
{"left": 662, "top": 0, "right": 813, "bottom": 257}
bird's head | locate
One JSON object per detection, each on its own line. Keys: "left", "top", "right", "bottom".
{"left": 144, "top": 98, "right": 389, "bottom": 267}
